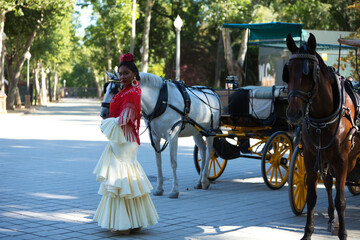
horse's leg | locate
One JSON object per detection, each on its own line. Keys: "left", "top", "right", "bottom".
{"left": 335, "top": 164, "right": 348, "bottom": 240}
{"left": 302, "top": 170, "right": 318, "bottom": 240}
{"left": 152, "top": 134, "right": 164, "bottom": 196}
{"left": 193, "top": 134, "right": 206, "bottom": 189}
{"left": 168, "top": 133, "right": 179, "bottom": 198}
{"left": 201, "top": 136, "right": 214, "bottom": 190}
{"left": 323, "top": 172, "right": 335, "bottom": 233}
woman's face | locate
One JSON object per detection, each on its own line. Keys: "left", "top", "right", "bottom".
{"left": 118, "top": 65, "right": 136, "bottom": 87}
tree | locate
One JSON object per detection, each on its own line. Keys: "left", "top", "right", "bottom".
{"left": 140, "top": 0, "right": 154, "bottom": 72}
{"left": 0, "top": 0, "right": 26, "bottom": 93}
{"left": 336, "top": 1, "right": 360, "bottom": 80}
{"left": 4, "top": 0, "right": 74, "bottom": 109}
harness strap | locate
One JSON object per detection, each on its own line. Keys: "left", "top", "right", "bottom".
{"left": 173, "top": 81, "right": 191, "bottom": 116}
{"left": 101, "top": 102, "right": 110, "bottom": 108}
{"left": 147, "top": 122, "right": 169, "bottom": 153}
{"left": 142, "top": 80, "right": 168, "bottom": 121}
{"left": 307, "top": 74, "right": 346, "bottom": 173}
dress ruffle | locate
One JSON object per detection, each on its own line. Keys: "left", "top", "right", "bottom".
{"left": 94, "top": 143, "right": 153, "bottom": 199}
{"left": 93, "top": 193, "right": 158, "bottom": 230}
{"left": 100, "top": 117, "right": 127, "bottom": 143}
{"left": 94, "top": 120, "right": 158, "bottom": 230}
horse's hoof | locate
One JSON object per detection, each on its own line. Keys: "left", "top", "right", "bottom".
{"left": 169, "top": 192, "right": 179, "bottom": 198}
{"left": 202, "top": 183, "right": 210, "bottom": 190}
{"left": 153, "top": 190, "right": 164, "bottom": 196}
{"left": 194, "top": 183, "right": 202, "bottom": 189}
{"left": 332, "top": 227, "right": 339, "bottom": 236}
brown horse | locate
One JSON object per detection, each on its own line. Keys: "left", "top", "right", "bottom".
{"left": 284, "top": 33, "right": 360, "bottom": 240}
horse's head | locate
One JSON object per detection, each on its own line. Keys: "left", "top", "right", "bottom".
{"left": 100, "top": 71, "right": 122, "bottom": 119}
{"left": 283, "top": 33, "right": 319, "bottom": 125}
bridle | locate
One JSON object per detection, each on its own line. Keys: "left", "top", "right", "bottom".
{"left": 287, "top": 52, "right": 319, "bottom": 117}
{"left": 101, "top": 80, "right": 122, "bottom": 109}
{"left": 287, "top": 51, "right": 348, "bottom": 174}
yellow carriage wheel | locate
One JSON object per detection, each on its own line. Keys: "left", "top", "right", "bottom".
{"left": 288, "top": 145, "right": 307, "bottom": 215}
{"left": 261, "top": 131, "right": 293, "bottom": 190}
{"left": 193, "top": 145, "right": 227, "bottom": 181}
{"left": 348, "top": 180, "right": 360, "bottom": 195}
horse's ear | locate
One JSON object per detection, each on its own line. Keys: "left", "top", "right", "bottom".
{"left": 286, "top": 33, "right": 298, "bottom": 54}
{"left": 282, "top": 64, "right": 289, "bottom": 83}
{"left": 105, "top": 71, "right": 116, "bottom": 80}
{"left": 113, "top": 70, "right": 119, "bottom": 80}
{"left": 307, "top": 33, "right": 317, "bottom": 54}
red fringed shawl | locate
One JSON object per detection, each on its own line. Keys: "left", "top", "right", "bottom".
{"left": 109, "top": 84, "right": 141, "bottom": 145}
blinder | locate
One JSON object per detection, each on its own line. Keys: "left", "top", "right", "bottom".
{"left": 101, "top": 80, "right": 122, "bottom": 109}
{"left": 286, "top": 53, "right": 320, "bottom": 107}
{"left": 103, "top": 82, "right": 109, "bottom": 94}
{"left": 282, "top": 64, "right": 289, "bottom": 83}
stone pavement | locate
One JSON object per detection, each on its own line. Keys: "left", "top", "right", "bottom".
{"left": 0, "top": 98, "right": 359, "bottom": 240}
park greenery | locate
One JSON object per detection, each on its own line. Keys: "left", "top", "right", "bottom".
{"left": 1, "top": 0, "right": 360, "bottom": 109}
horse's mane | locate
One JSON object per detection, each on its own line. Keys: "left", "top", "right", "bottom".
{"left": 139, "top": 72, "right": 164, "bottom": 88}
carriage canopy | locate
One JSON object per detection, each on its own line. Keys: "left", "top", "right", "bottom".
{"left": 222, "top": 22, "right": 356, "bottom": 50}
{"left": 223, "top": 22, "right": 302, "bottom": 42}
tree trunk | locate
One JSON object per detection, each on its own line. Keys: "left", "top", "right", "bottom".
{"left": 52, "top": 68, "right": 58, "bottom": 101}
{"left": 222, "top": 28, "right": 236, "bottom": 76}
{"left": 112, "top": 30, "right": 122, "bottom": 56}
{"left": 39, "top": 62, "right": 47, "bottom": 105}
{"left": 0, "top": 10, "right": 6, "bottom": 92}
{"left": 34, "top": 61, "right": 40, "bottom": 105}
{"left": 214, "top": 31, "right": 223, "bottom": 88}
{"left": 141, "top": 0, "right": 154, "bottom": 73}
{"left": 235, "top": 29, "right": 249, "bottom": 86}
{"left": 15, "top": 87, "right": 21, "bottom": 108}
{"left": 130, "top": 0, "right": 136, "bottom": 54}
{"left": 106, "top": 37, "right": 112, "bottom": 71}
{"left": 5, "top": 13, "right": 43, "bottom": 109}
{"left": 92, "top": 68, "right": 101, "bottom": 98}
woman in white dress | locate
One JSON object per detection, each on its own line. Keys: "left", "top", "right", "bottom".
{"left": 93, "top": 53, "right": 159, "bottom": 234}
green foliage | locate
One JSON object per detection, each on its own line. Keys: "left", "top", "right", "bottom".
{"left": 336, "top": 1, "right": 360, "bottom": 81}
{"left": 4, "top": 0, "right": 360, "bottom": 90}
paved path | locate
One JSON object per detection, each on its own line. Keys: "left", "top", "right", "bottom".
{"left": 0, "top": 98, "right": 359, "bottom": 240}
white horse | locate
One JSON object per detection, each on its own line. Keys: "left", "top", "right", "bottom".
{"left": 100, "top": 72, "right": 221, "bottom": 198}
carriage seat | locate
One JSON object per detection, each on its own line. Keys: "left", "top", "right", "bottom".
{"left": 228, "top": 85, "right": 287, "bottom": 120}
{"left": 241, "top": 85, "right": 287, "bottom": 99}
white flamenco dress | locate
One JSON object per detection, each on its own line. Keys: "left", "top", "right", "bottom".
{"left": 93, "top": 116, "right": 159, "bottom": 231}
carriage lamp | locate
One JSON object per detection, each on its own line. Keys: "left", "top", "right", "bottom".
{"left": 174, "top": 15, "right": 183, "bottom": 81}
{"left": 25, "top": 52, "right": 31, "bottom": 92}
{"left": 321, "top": 53, "right": 328, "bottom": 61}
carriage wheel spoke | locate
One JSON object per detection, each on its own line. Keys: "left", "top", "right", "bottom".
{"left": 278, "top": 167, "right": 284, "bottom": 180}
{"left": 266, "top": 164, "right": 274, "bottom": 176}
{"left": 270, "top": 166, "right": 275, "bottom": 182}
{"left": 215, "top": 159, "right": 221, "bottom": 168}
{"left": 213, "top": 160, "right": 217, "bottom": 176}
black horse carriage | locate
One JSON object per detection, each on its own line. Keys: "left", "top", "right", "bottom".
{"left": 193, "top": 22, "right": 360, "bottom": 201}
{"left": 193, "top": 22, "right": 301, "bottom": 190}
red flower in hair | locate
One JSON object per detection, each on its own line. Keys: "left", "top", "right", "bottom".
{"left": 120, "top": 53, "right": 135, "bottom": 63}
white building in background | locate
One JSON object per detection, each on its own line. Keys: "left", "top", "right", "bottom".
{"left": 258, "top": 30, "right": 355, "bottom": 86}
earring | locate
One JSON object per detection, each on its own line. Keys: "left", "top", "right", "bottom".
{"left": 132, "top": 79, "right": 138, "bottom": 87}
